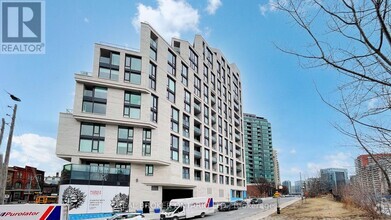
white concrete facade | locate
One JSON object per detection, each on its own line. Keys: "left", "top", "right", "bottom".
{"left": 56, "top": 23, "right": 246, "bottom": 211}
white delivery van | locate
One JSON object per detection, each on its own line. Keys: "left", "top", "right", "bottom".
{"left": 0, "top": 204, "right": 68, "bottom": 220}
{"left": 160, "top": 197, "right": 214, "bottom": 220}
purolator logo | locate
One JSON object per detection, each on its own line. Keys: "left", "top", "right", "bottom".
{"left": 0, "top": 211, "right": 40, "bottom": 217}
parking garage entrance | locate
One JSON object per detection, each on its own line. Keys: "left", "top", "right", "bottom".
{"left": 162, "top": 188, "right": 193, "bottom": 208}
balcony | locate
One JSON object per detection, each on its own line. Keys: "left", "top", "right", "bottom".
{"left": 194, "top": 103, "right": 201, "bottom": 114}
{"left": 211, "top": 96, "right": 216, "bottom": 104}
{"left": 194, "top": 150, "right": 202, "bottom": 158}
{"left": 235, "top": 133, "right": 240, "bottom": 141}
{"left": 212, "top": 136, "right": 217, "bottom": 144}
{"left": 234, "top": 95, "right": 239, "bottom": 104}
{"left": 234, "top": 102, "right": 239, "bottom": 112}
{"left": 61, "top": 164, "right": 130, "bottom": 186}
{"left": 194, "top": 127, "right": 202, "bottom": 137}
{"left": 234, "top": 118, "right": 240, "bottom": 126}
{"left": 211, "top": 115, "right": 216, "bottom": 124}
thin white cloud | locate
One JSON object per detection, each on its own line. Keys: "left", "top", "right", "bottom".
{"left": 259, "top": 0, "right": 279, "bottom": 16}
{"left": 132, "top": 0, "right": 200, "bottom": 41}
{"left": 206, "top": 0, "right": 222, "bottom": 15}
{"left": 84, "top": 17, "right": 89, "bottom": 23}
{"left": 10, "top": 133, "right": 67, "bottom": 176}
{"left": 307, "top": 151, "right": 354, "bottom": 176}
{"left": 289, "top": 148, "right": 296, "bottom": 154}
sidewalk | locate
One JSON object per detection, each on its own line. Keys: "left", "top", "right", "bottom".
{"left": 242, "top": 198, "right": 301, "bottom": 220}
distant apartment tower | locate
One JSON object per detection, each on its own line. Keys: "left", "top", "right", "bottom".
{"left": 272, "top": 150, "right": 280, "bottom": 187}
{"left": 282, "top": 180, "right": 291, "bottom": 194}
{"left": 355, "top": 154, "right": 391, "bottom": 196}
{"left": 294, "top": 180, "right": 304, "bottom": 193}
{"left": 243, "top": 114, "right": 275, "bottom": 183}
{"left": 320, "top": 168, "right": 349, "bottom": 193}
{"left": 56, "top": 23, "right": 246, "bottom": 214}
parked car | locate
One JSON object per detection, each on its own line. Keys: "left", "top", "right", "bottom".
{"left": 250, "top": 198, "right": 263, "bottom": 204}
{"left": 107, "top": 213, "right": 144, "bottom": 220}
{"left": 233, "top": 200, "right": 247, "bottom": 207}
{"left": 218, "top": 202, "right": 238, "bottom": 211}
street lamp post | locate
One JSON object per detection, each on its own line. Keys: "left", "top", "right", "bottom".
{"left": 276, "top": 185, "right": 283, "bottom": 214}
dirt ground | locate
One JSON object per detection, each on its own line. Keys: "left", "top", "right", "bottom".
{"left": 266, "top": 196, "right": 371, "bottom": 219}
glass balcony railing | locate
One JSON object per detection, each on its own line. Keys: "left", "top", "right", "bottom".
{"left": 61, "top": 164, "right": 130, "bottom": 186}
{"left": 194, "top": 127, "right": 201, "bottom": 136}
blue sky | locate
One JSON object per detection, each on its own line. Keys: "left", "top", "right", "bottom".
{"left": 0, "top": 0, "right": 361, "bottom": 182}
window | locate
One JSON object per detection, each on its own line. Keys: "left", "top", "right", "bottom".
{"left": 150, "top": 33, "right": 157, "bottom": 61}
{"left": 211, "top": 73, "right": 216, "bottom": 91}
{"left": 181, "top": 63, "right": 188, "bottom": 87}
{"left": 204, "top": 85, "right": 209, "bottom": 104}
{"left": 189, "top": 48, "right": 198, "bottom": 73}
{"left": 167, "top": 50, "right": 176, "bottom": 76}
{"left": 150, "top": 95, "right": 158, "bottom": 123}
{"left": 217, "top": 80, "right": 221, "bottom": 96}
{"left": 145, "top": 165, "right": 154, "bottom": 176}
{"left": 183, "top": 140, "right": 190, "bottom": 164}
{"left": 204, "top": 126, "right": 209, "bottom": 147}
{"left": 205, "top": 172, "right": 210, "bottom": 182}
{"left": 219, "top": 136, "right": 223, "bottom": 153}
{"left": 224, "top": 121, "right": 228, "bottom": 137}
{"left": 171, "top": 135, "right": 179, "bottom": 161}
{"left": 79, "top": 123, "right": 105, "bottom": 153}
{"left": 99, "top": 49, "right": 119, "bottom": 81}
{"left": 219, "top": 175, "right": 224, "bottom": 184}
{"left": 206, "top": 47, "right": 213, "bottom": 68}
{"left": 203, "top": 65, "right": 208, "bottom": 83}
{"left": 125, "top": 55, "right": 141, "bottom": 84}
{"left": 204, "top": 106, "right": 209, "bottom": 125}
{"left": 184, "top": 90, "right": 191, "bottom": 113}
{"left": 218, "top": 98, "right": 222, "bottom": 115}
{"left": 167, "top": 77, "right": 176, "bottom": 103}
{"left": 124, "top": 92, "right": 141, "bottom": 119}
{"left": 204, "top": 148, "right": 210, "bottom": 169}
{"left": 217, "top": 61, "right": 221, "bottom": 78}
{"left": 183, "top": 167, "right": 190, "bottom": 179}
{"left": 194, "top": 170, "right": 202, "bottom": 181}
{"left": 117, "top": 127, "right": 133, "bottom": 155}
{"left": 222, "top": 68, "right": 226, "bottom": 84}
{"left": 82, "top": 86, "right": 107, "bottom": 114}
{"left": 149, "top": 62, "right": 157, "bottom": 90}
{"left": 183, "top": 114, "right": 190, "bottom": 138}
{"left": 171, "top": 107, "right": 179, "bottom": 133}
{"left": 194, "top": 76, "right": 201, "bottom": 97}
{"left": 143, "top": 129, "right": 152, "bottom": 156}
{"left": 218, "top": 117, "right": 222, "bottom": 133}
{"left": 225, "top": 176, "right": 229, "bottom": 185}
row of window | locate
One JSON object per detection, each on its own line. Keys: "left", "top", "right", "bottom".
{"left": 182, "top": 167, "right": 244, "bottom": 185}
{"left": 79, "top": 123, "right": 152, "bottom": 155}
{"left": 82, "top": 86, "right": 159, "bottom": 123}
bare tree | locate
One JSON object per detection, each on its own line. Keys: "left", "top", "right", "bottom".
{"left": 253, "top": 177, "right": 274, "bottom": 197}
{"left": 275, "top": 0, "right": 391, "bottom": 194}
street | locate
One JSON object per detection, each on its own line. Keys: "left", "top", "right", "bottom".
{"left": 204, "top": 197, "right": 299, "bottom": 220}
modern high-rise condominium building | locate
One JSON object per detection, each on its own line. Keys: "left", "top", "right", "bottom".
{"left": 320, "top": 168, "right": 349, "bottom": 193}
{"left": 355, "top": 154, "right": 391, "bottom": 196}
{"left": 243, "top": 114, "right": 275, "bottom": 184}
{"left": 282, "top": 180, "right": 291, "bottom": 194}
{"left": 56, "top": 23, "right": 246, "bottom": 214}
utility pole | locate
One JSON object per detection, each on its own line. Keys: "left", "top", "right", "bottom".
{"left": 0, "top": 104, "right": 17, "bottom": 204}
